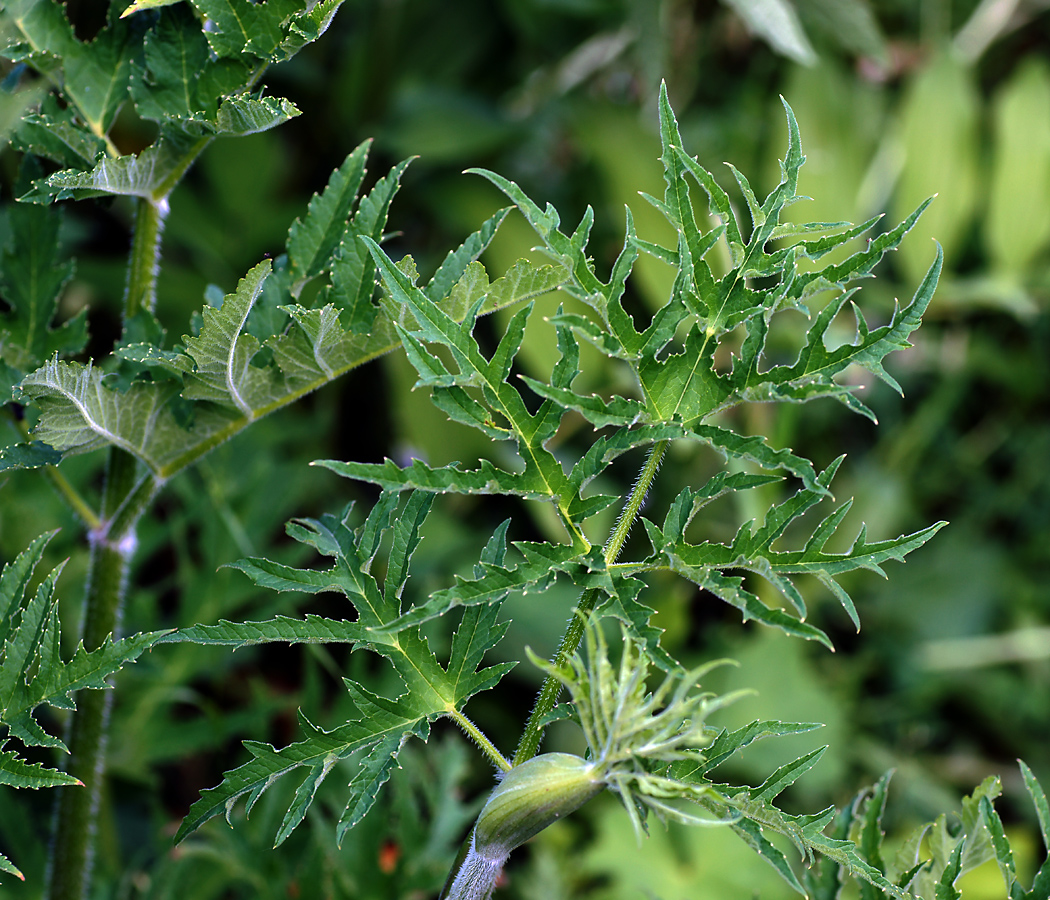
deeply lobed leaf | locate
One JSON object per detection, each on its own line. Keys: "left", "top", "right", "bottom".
{"left": 169, "top": 493, "right": 515, "bottom": 847}
{"left": 15, "top": 144, "right": 546, "bottom": 476}
{"left": 0, "top": 159, "right": 86, "bottom": 382}
{"left": 0, "top": 532, "right": 166, "bottom": 881}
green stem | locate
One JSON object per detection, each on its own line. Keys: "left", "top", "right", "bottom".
{"left": 108, "top": 471, "right": 164, "bottom": 539}
{"left": 42, "top": 465, "right": 102, "bottom": 531}
{"left": 447, "top": 709, "right": 512, "bottom": 773}
{"left": 41, "top": 54, "right": 271, "bottom": 900}
{"left": 45, "top": 449, "right": 141, "bottom": 900}
{"left": 7, "top": 413, "right": 101, "bottom": 529}
{"left": 603, "top": 440, "right": 666, "bottom": 566}
{"left": 124, "top": 197, "right": 169, "bottom": 317}
{"left": 512, "top": 440, "right": 668, "bottom": 766}
{"left": 44, "top": 130, "right": 186, "bottom": 900}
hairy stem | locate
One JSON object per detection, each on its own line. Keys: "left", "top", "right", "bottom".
{"left": 45, "top": 135, "right": 181, "bottom": 898}
{"left": 512, "top": 440, "right": 668, "bottom": 766}
{"left": 124, "top": 197, "right": 170, "bottom": 317}
{"left": 45, "top": 449, "right": 140, "bottom": 900}
{"left": 603, "top": 440, "right": 666, "bottom": 565}
{"left": 448, "top": 709, "right": 512, "bottom": 773}
{"left": 36, "top": 45, "right": 276, "bottom": 900}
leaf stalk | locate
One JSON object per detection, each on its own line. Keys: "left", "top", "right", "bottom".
{"left": 447, "top": 709, "right": 512, "bottom": 773}
{"left": 8, "top": 413, "right": 101, "bottom": 529}
{"left": 512, "top": 440, "right": 669, "bottom": 766}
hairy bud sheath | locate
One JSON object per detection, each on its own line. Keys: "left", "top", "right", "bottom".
{"left": 443, "top": 753, "right": 603, "bottom": 900}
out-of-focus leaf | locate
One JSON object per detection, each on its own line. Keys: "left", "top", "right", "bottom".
{"left": 0, "top": 159, "right": 85, "bottom": 375}
{"left": 985, "top": 57, "right": 1050, "bottom": 275}
{"left": 892, "top": 51, "right": 979, "bottom": 284}
{"left": 796, "top": 0, "right": 886, "bottom": 63}
{"left": 722, "top": 0, "right": 817, "bottom": 65}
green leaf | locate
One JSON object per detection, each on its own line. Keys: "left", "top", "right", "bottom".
{"left": 286, "top": 141, "right": 371, "bottom": 295}
{"left": 330, "top": 157, "right": 413, "bottom": 332}
{"left": 319, "top": 456, "right": 549, "bottom": 501}
{"left": 711, "top": 791, "right": 909, "bottom": 899}
{"left": 0, "top": 441, "right": 63, "bottom": 472}
{"left": 748, "top": 747, "right": 828, "bottom": 803}
{"left": 366, "top": 541, "right": 640, "bottom": 638}
{"left": 801, "top": 802, "right": 854, "bottom": 900}
{"left": 856, "top": 771, "right": 893, "bottom": 900}
{"left": 161, "top": 615, "right": 368, "bottom": 648}
{"left": 188, "top": 0, "right": 302, "bottom": 60}
{"left": 4, "top": 0, "right": 137, "bottom": 136}
{"left": 443, "top": 257, "right": 569, "bottom": 322}
{"left": 175, "top": 494, "right": 514, "bottom": 847}
{"left": 979, "top": 795, "right": 1017, "bottom": 893}
{"left": 127, "top": 8, "right": 304, "bottom": 134}
{"left": 692, "top": 425, "right": 821, "bottom": 494}
{"left": 646, "top": 459, "right": 946, "bottom": 643}
{"left": 174, "top": 260, "right": 277, "bottom": 414}
{"left": 675, "top": 720, "right": 824, "bottom": 779}
{"left": 0, "top": 852, "right": 23, "bottom": 882}
{"left": 128, "top": 6, "right": 212, "bottom": 122}
{"left": 27, "top": 128, "right": 199, "bottom": 202}
{"left": 0, "top": 530, "right": 166, "bottom": 782}
{"left": 1, "top": 0, "right": 76, "bottom": 73}
{"left": 935, "top": 843, "right": 964, "bottom": 900}
{"left": 754, "top": 225, "right": 939, "bottom": 399}
{"left": 362, "top": 236, "right": 585, "bottom": 540}
{"left": 212, "top": 95, "right": 300, "bottom": 135}
{"left": 0, "top": 748, "right": 80, "bottom": 789}
{"left": 11, "top": 94, "right": 106, "bottom": 169}
{"left": 425, "top": 208, "right": 511, "bottom": 304}
{"left": 60, "top": 12, "right": 137, "bottom": 135}
{"left": 729, "top": 816, "right": 808, "bottom": 895}
{"left": 17, "top": 356, "right": 198, "bottom": 470}
{"left": 0, "top": 848, "right": 22, "bottom": 877}
{"left": 121, "top": 0, "right": 184, "bottom": 16}
{"left": 465, "top": 168, "right": 606, "bottom": 301}
{"left": 279, "top": 1, "right": 344, "bottom": 59}
{"left": 1020, "top": 760, "right": 1050, "bottom": 853}
{"left": 0, "top": 160, "right": 85, "bottom": 375}
{"left": 21, "top": 178, "right": 518, "bottom": 476}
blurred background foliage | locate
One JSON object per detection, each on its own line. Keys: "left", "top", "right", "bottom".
{"left": 2, "top": 0, "right": 1050, "bottom": 897}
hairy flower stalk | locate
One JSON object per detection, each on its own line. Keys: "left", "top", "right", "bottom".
{"left": 443, "top": 618, "right": 744, "bottom": 899}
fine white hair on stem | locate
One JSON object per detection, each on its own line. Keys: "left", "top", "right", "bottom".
{"left": 444, "top": 834, "right": 508, "bottom": 900}
{"left": 606, "top": 442, "right": 665, "bottom": 558}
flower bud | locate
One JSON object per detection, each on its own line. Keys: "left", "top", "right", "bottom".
{"left": 475, "top": 752, "right": 603, "bottom": 853}
{"left": 442, "top": 753, "right": 603, "bottom": 900}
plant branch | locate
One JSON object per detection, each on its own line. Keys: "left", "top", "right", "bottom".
{"left": 45, "top": 448, "right": 140, "bottom": 900}
{"left": 7, "top": 412, "right": 101, "bottom": 529}
{"left": 124, "top": 197, "right": 170, "bottom": 317}
{"left": 42, "top": 465, "right": 102, "bottom": 531}
{"left": 45, "top": 129, "right": 176, "bottom": 895}
{"left": 512, "top": 440, "right": 669, "bottom": 766}
{"left": 447, "top": 709, "right": 512, "bottom": 773}
{"left": 107, "top": 472, "right": 164, "bottom": 539}
{"left": 603, "top": 441, "right": 666, "bottom": 565}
